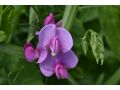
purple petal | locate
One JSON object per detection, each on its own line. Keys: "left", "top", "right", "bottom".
{"left": 37, "top": 49, "right": 48, "bottom": 63}
{"left": 58, "top": 50, "right": 78, "bottom": 69}
{"left": 39, "top": 54, "right": 56, "bottom": 77}
{"left": 36, "top": 24, "right": 56, "bottom": 47}
{"left": 24, "top": 43, "right": 37, "bottom": 62}
{"left": 44, "top": 13, "right": 55, "bottom": 25}
{"left": 56, "top": 27, "right": 73, "bottom": 53}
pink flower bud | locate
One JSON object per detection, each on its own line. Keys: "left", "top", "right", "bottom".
{"left": 24, "top": 43, "right": 37, "bottom": 62}
{"left": 44, "top": 13, "right": 55, "bottom": 25}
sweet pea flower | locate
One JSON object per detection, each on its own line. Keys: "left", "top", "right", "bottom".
{"left": 24, "top": 13, "right": 78, "bottom": 79}
{"left": 36, "top": 24, "right": 73, "bottom": 63}
{"left": 39, "top": 50, "right": 78, "bottom": 79}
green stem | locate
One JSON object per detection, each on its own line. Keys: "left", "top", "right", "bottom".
{"left": 62, "top": 5, "right": 78, "bottom": 30}
{"left": 68, "top": 75, "right": 78, "bottom": 85}
{"left": 0, "top": 6, "right": 3, "bottom": 27}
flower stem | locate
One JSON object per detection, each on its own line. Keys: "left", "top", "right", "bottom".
{"left": 68, "top": 75, "right": 78, "bottom": 85}
{"left": 62, "top": 5, "right": 78, "bottom": 30}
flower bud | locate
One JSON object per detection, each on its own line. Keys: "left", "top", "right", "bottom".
{"left": 24, "top": 43, "right": 37, "bottom": 62}
{"left": 44, "top": 13, "right": 55, "bottom": 25}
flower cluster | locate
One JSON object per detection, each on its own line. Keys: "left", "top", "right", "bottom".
{"left": 24, "top": 13, "right": 78, "bottom": 79}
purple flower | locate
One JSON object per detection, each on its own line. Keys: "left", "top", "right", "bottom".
{"left": 24, "top": 13, "right": 78, "bottom": 79}
{"left": 24, "top": 43, "right": 38, "bottom": 62}
{"left": 39, "top": 50, "right": 78, "bottom": 79}
{"left": 36, "top": 24, "right": 73, "bottom": 63}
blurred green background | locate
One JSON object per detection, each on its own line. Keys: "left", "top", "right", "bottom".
{"left": 0, "top": 5, "right": 120, "bottom": 85}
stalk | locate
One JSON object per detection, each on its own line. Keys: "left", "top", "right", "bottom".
{"left": 62, "top": 5, "right": 78, "bottom": 30}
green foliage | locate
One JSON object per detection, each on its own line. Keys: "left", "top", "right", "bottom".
{"left": 99, "top": 6, "right": 120, "bottom": 59}
{"left": 81, "top": 29, "right": 104, "bottom": 65}
{"left": 0, "top": 6, "right": 16, "bottom": 43}
{"left": 0, "top": 44, "right": 43, "bottom": 84}
{"left": 81, "top": 39, "right": 88, "bottom": 55}
{"left": 27, "top": 7, "right": 39, "bottom": 42}
{"left": 78, "top": 6, "right": 99, "bottom": 22}
{"left": 8, "top": 60, "right": 43, "bottom": 85}
{"left": 62, "top": 5, "right": 78, "bottom": 30}
{"left": 0, "top": 31, "right": 7, "bottom": 43}
{"left": 105, "top": 68, "right": 120, "bottom": 84}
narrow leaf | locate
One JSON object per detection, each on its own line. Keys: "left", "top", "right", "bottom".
{"left": 0, "top": 31, "right": 7, "bottom": 43}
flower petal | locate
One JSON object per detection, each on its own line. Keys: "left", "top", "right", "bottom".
{"left": 36, "top": 24, "right": 56, "bottom": 47}
{"left": 56, "top": 27, "right": 73, "bottom": 53}
{"left": 24, "top": 43, "right": 37, "bottom": 62}
{"left": 58, "top": 50, "right": 78, "bottom": 69}
{"left": 37, "top": 49, "right": 48, "bottom": 63}
{"left": 39, "top": 55, "right": 56, "bottom": 77}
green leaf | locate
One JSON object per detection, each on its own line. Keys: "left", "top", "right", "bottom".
{"left": 8, "top": 60, "right": 43, "bottom": 85}
{"left": 29, "top": 7, "right": 39, "bottom": 25}
{"left": 105, "top": 68, "right": 120, "bottom": 84}
{"left": 90, "top": 33, "right": 99, "bottom": 63}
{"left": 0, "top": 44, "right": 23, "bottom": 58}
{"left": 78, "top": 6, "right": 99, "bottom": 22}
{"left": 27, "top": 7, "right": 39, "bottom": 42}
{"left": 99, "top": 6, "right": 120, "bottom": 58}
{"left": 62, "top": 5, "right": 78, "bottom": 30}
{"left": 95, "top": 73, "right": 104, "bottom": 84}
{"left": 13, "top": 5, "right": 26, "bottom": 15}
{"left": 0, "top": 6, "right": 3, "bottom": 27}
{"left": 0, "top": 31, "right": 7, "bottom": 43}
{"left": 0, "top": 68, "right": 8, "bottom": 84}
{"left": 81, "top": 39, "right": 88, "bottom": 55}
{"left": 90, "top": 31, "right": 104, "bottom": 65}
{"left": 0, "top": 44, "right": 43, "bottom": 84}
{"left": 81, "top": 29, "right": 104, "bottom": 65}
{"left": 0, "top": 6, "right": 16, "bottom": 43}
